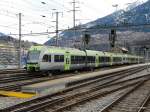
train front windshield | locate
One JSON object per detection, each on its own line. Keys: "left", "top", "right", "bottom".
{"left": 27, "top": 51, "right": 40, "bottom": 62}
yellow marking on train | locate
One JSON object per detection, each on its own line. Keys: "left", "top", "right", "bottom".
{"left": 0, "top": 91, "right": 36, "bottom": 98}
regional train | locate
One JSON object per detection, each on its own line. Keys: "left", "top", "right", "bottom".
{"left": 26, "top": 45, "right": 144, "bottom": 72}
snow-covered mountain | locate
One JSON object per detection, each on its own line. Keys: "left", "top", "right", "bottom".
{"left": 45, "top": 0, "right": 150, "bottom": 48}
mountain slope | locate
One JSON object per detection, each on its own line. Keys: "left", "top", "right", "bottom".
{"left": 45, "top": 0, "right": 150, "bottom": 48}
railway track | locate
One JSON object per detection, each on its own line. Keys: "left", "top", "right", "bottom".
{"left": 137, "top": 93, "right": 150, "bottom": 112}
{"left": 0, "top": 69, "right": 25, "bottom": 74}
{"left": 0, "top": 65, "right": 145, "bottom": 91}
{"left": 0, "top": 73, "right": 43, "bottom": 84}
{"left": 100, "top": 78, "right": 150, "bottom": 112}
{"left": 0, "top": 77, "right": 51, "bottom": 91}
{"left": 0, "top": 72, "right": 84, "bottom": 91}
{"left": 0, "top": 65, "right": 128, "bottom": 84}
{"left": 1, "top": 66, "right": 148, "bottom": 112}
{"left": 0, "top": 64, "right": 133, "bottom": 83}
{"left": 0, "top": 65, "right": 126, "bottom": 75}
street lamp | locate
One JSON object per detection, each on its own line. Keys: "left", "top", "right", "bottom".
{"left": 41, "top": 2, "right": 46, "bottom": 4}
{"left": 112, "top": 4, "right": 118, "bottom": 25}
{"left": 41, "top": 15, "right": 46, "bottom": 18}
{"left": 41, "top": 2, "right": 63, "bottom": 46}
{"left": 112, "top": 4, "right": 118, "bottom": 12}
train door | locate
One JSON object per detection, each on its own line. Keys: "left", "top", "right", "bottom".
{"left": 64, "top": 52, "right": 71, "bottom": 70}
{"left": 96, "top": 54, "right": 99, "bottom": 67}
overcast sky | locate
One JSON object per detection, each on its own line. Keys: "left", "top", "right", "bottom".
{"left": 0, "top": 0, "right": 147, "bottom": 44}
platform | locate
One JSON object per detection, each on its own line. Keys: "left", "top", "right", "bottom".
{"left": 22, "top": 63, "right": 150, "bottom": 94}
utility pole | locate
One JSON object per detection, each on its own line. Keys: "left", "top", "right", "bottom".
{"left": 73, "top": 0, "right": 75, "bottom": 29}
{"left": 146, "top": 49, "right": 149, "bottom": 72}
{"left": 70, "top": 0, "right": 80, "bottom": 41}
{"left": 55, "top": 12, "right": 59, "bottom": 46}
{"left": 52, "top": 10, "right": 63, "bottom": 46}
{"left": 18, "top": 13, "right": 22, "bottom": 69}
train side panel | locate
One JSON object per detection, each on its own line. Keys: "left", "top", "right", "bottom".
{"left": 26, "top": 45, "right": 144, "bottom": 73}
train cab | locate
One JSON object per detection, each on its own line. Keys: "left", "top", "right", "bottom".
{"left": 26, "top": 46, "right": 42, "bottom": 72}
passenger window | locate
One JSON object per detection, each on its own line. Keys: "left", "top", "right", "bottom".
{"left": 42, "top": 55, "right": 48, "bottom": 62}
{"left": 71, "top": 56, "right": 75, "bottom": 64}
{"left": 60, "top": 55, "right": 64, "bottom": 62}
{"left": 54, "top": 55, "right": 59, "bottom": 62}
{"left": 49, "top": 55, "right": 51, "bottom": 62}
{"left": 54, "top": 55, "right": 64, "bottom": 62}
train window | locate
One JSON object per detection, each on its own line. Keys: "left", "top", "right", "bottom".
{"left": 42, "top": 55, "right": 48, "bottom": 62}
{"left": 113, "top": 57, "right": 122, "bottom": 62}
{"left": 48, "top": 55, "right": 51, "bottom": 62}
{"left": 78, "top": 56, "right": 81, "bottom": 64}
{"left": 99, "top": 57, "right": 104, "bottom": 62}
{"left": 71, "top": 56, "right": 75, "bottom": 64}
{"left": 60, "top": 55, "right": 64, "bottom": 62}
{"left": 71, "top": 55, "right": 86, "bottom": 64}
{"left": 79, "top": 56, "right": 85, "bottom": 64}
{"left": 87, "top": 56, "right": 95, "bottom": 63}
{"left": 123, "top": 58, "right": 125, "bottom": 61}
{"left": 74, "top": 56, "right": 77, "bottom": 64}
{"left": 105, "top": 57, "right": 110, "bottom": 62}
{"left": 87, "top": 56, "right": 90, "bottom": 63}
{"left": 99, "top": 56, "right": 110, "bottom": 62}
{"left": 27, "top": 51, "right": 40, "bottom": 61}
{"left": 54, "top": 55, "right": 59, "bottom": 62}
{"left": 93, "top": 57, "right": 95, "bottom": 63}
{"left": 83, "top": 56, "right": 85, "bottom": 63}
{"left": 54, "top": 55, "right": 64, "bottom": 62}
{"left": 71, "top": 56, "right": 79, "bottom": 64}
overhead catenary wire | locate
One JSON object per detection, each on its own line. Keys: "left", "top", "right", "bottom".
{"left": 23, "top": 0, "right": 70, "bottom": 12}
{"left": 0, "top": 0, "right": 56, "bottom": 24}
{"left": 0, "top": 10, "right": 55, "bottom": 34}
{"left": 0, "top": 0, "right": 149, "bottom": 42}
{"left": 0, "top": 9, "right": 51, "bottom": 25}
{"left": 0, "top": 0, "right": 99, "bottom": 35}
{"left": 7, "top": 23, "right": 150, "bottom": 36}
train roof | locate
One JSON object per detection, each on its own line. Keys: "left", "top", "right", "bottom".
{"left": 112, "top": 53, "right": 126, "bottom": 57}
{"left": 86, "top": 50, "right": 104, "bottom": 56}
{"left": 28, "top": 45, "right": 143, "bottom": 58}
{"left": 29, "top": 45, "right": 85, "bottom": 55}
{"left": 29, "top": 45, "right": 44, "bottom": 51}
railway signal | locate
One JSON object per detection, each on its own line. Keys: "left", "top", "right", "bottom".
{"left": 82, "top": 33, "right": 91, "bottom": 50}
{"left": 143, "top": 46, "right": 149, "bottom": 72}
{"left": 109, "top": 29, "right": 117, "bottom": 50}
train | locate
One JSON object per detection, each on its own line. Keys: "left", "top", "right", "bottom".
{"left": 26, "top": 45, "right": 144, "bottom": 73}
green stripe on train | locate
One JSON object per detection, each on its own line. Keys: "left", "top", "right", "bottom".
{"left": 27, "top": 64, "right": 39, "bottom": 71}
{"left": 96, "top": 54, "right": 99, "bottom": 67}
